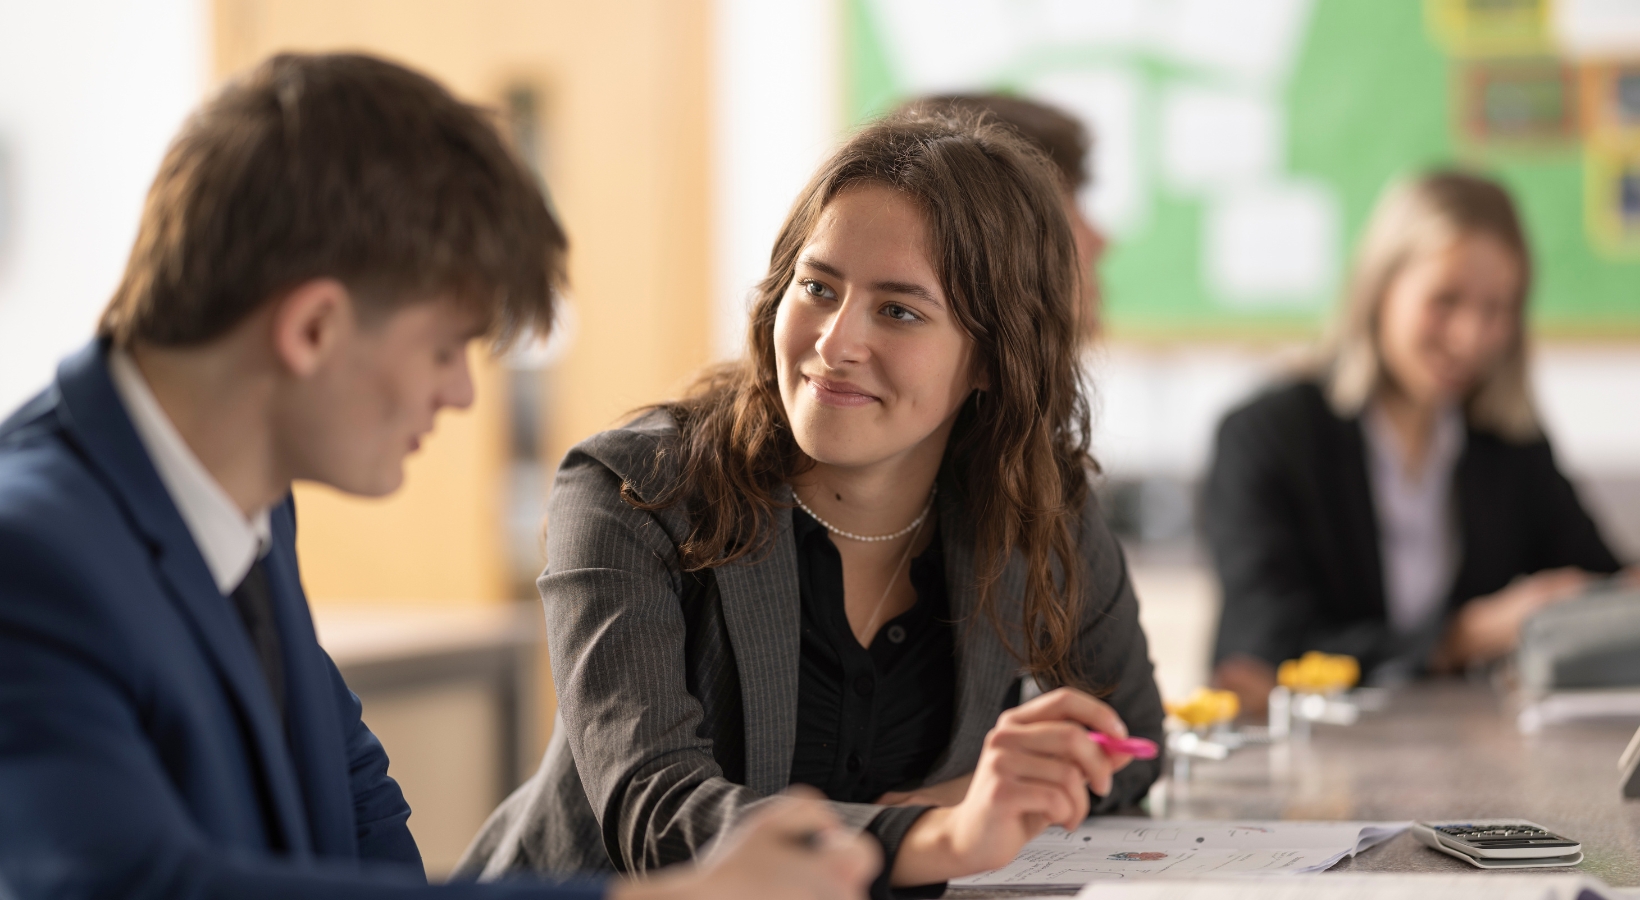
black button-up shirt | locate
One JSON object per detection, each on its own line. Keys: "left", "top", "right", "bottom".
{"left": 788, "top": 508, "right": 956, "bottom": 802}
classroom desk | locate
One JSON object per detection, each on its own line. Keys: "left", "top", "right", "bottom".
{"left": 315, "top": 602, "right": 543, "bottom": 877}
{"left": 950, "top": 679, "right": 1640, "bottom": 896}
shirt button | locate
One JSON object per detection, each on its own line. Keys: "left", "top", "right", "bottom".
{"left": 853, "top": 675, "right": 874, "bottom": 697}
{"left": 886, "top": 625, "right": 907, "bottom": 644}
{"left": 846, "top": 752, "right": 862, "bottom": 773}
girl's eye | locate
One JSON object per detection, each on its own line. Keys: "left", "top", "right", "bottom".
{"left": 883, "top": 303, "right": 921, "bottom": 323}
{"left": 800, "top": 279, "right": 836, "bottom": 300}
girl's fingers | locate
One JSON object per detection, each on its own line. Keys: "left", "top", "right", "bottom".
{"left": 990, "top": 777, "right": 1074, "bottom": 827}
{"left": 985, "top": 750, "right": 1094, "bottom": 828}
{"left": 989, "top": 720, "right": 1116, "bottom": 794}
{"left": 990, "top": 739, "right": 1100, "bottom": 790}
{"left": 1003, "top": 687, "right": 1128, "bottom": 738}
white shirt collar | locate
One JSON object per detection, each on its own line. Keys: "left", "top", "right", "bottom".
{"left": 1361, "top": 402, "right": 1466, "bottom": 635}
{"left": 108, "top": 349, "right": 271, "bottom": 595}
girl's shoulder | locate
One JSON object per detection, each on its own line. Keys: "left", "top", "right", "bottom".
{"left": 1221, "top": 379, "right": 1334, "bottom": 435}
{"left": 561, "top": 407, "right": 686, "bottom": 503}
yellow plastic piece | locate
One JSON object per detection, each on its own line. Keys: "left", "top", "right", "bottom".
{"left": 1277, "top": 651, "right": 1360, "bottom": 695}
{"left": 1423, "top": 0, "right": 1552, "bottom": 59}
{"left": 1166, "top": 688, "right": 1241, "bottom": 729}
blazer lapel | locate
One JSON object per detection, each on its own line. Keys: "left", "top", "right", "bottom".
{"left": 1336, "top": 415, "right": 1387, "bottom": 621}
{"left": 925, "top": 479, "right": 1016, "bottom": 783}
{"left": 712, "top": 487, "right": 803, "bottom": 797}
{"left": 52, "top": 341, "right": 313, "bottom": 853}
{"left": 1447, "top": 436, "right": 1490, "bottom": 612}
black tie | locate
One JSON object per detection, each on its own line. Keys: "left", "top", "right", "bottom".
{"left": 230, "top": 558, "right": 285, "bottom": 723}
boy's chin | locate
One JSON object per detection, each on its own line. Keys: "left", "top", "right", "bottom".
{"left": 326, "top": 462, "right": 407, "bottom": 499}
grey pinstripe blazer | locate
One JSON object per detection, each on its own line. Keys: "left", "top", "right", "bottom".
{"left": 455, "top": 412, "right": 1165, "bottom": 879}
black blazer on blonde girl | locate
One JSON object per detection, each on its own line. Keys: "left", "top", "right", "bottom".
{"left": 1206, "top": 380, "right": 1623, "bottom": 678}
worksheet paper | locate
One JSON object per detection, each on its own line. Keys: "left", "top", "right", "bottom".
{"left": 1070, "top": 873, "right": 1632, "bottom": 900}
{"left": 950, "top": 818, "right": 1411, "bottom": 889}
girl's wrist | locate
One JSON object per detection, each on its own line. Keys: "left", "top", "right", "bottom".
{"left": 890, "top": 805, "right": 964, "bottom": 887}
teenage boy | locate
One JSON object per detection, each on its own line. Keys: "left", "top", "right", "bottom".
{"left": 0, "top": 52, "right": 875, "bottom": 900}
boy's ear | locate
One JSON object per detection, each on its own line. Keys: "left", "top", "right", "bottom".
{"left": 270, "top": 279, "right": 354, "bottom": 377}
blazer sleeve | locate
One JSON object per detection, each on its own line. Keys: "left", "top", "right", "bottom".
{"left": 544, "top": 448, "right": 874, "bottom": 872}
{"left": 328, "top": 658, "right": 422, "bottom": 869}
{"left": 289, "top": 493, "right": 424, "bottom": 871}
{"left": 1202, "top": 406, "right": 1325, "bottom": 668}
{"left": 1522, "top": 440, "right": 1625, "bottom": 574}
{"left": 0, "top": 523, "right": 603, "bottom": 900}
{"left": 1070, "top": 499, "right": 1165, "bottom": 811}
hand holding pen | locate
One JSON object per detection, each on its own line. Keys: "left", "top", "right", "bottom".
{"left": 890, "top": 686, "right": 1149, "bottom": 887}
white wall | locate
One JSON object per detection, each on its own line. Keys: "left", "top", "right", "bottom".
{"left": 711, "top": 0, "right": 841, "bottom": 359}
{"left": 1089, "top": 344, "right": 1640, "bottom": 480}
{"left": 0, "top": 0, "right": 206, "bottom": 418}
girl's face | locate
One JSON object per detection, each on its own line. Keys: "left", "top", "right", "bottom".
{"left": 774, "top": 184, "right": 981, "bottom": 472}
{"left": 1377, "top": 233, "right": 1522, "bottom": 409}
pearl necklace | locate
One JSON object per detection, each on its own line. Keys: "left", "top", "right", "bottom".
{"left": 793, "top": 485, "right": 937, "bottom": 542}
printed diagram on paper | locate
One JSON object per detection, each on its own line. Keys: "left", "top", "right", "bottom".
{"left": 950, "top": 818, "right": 1410, "bottom": 888}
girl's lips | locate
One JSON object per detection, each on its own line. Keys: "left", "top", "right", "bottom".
{"left": 805, "top": 375, "right": 878, "bottom": 408}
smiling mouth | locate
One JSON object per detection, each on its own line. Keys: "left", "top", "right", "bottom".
{"left": 804, "top": 375, "right": 879, "bottom": 408}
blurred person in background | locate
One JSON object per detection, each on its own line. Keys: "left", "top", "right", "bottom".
{"left": 900, "top": 94, "right": 1107, "bottom": 341}
{"left": 458, "top": 108, "right": 1163, "bottom": 899}
{"left": 1205, "top": 170, "right": 1631, "bottom": 717}
{"left": 0, "top": 52, "right": 876, "bottom": 900}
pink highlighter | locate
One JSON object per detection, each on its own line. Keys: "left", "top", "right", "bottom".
{"left": 1087, "top": 732, "right": 1159, "bottom": 760}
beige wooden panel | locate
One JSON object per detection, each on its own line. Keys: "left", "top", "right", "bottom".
{"left": 357, "top": 681, "right": 500, "bottom": 879}
{"left": 213, "top": 0, "right": 715, "bottom": 609}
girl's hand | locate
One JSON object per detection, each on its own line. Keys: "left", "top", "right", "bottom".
{"left": 889, "top": 687, "right": 1134, "bottom": 886}
{"left": 1435, "top": 567, "right": 1592, "bottom": 669}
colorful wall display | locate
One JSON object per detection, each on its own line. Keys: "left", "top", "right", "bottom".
{"left": 845, "top": 0, "right": 1640, "bottom": 338}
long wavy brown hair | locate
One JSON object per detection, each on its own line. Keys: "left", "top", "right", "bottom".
{"left": 627, "top": 108, "right": 1096, "bottom": 688}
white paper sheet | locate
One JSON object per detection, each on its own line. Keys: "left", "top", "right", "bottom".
{"left": 1556, "top": 0, "right": 1640, "bottom": 60}
{"left": 1071, "top": 873, "right": 1625, "bottom": 900}
{"left": 1152, "top": 0, "right": 1315, "bottom": 86}
{"left": 1026, "top": 69, "right": 1146, "bottom": 237}
{"left": 1159, "top": 85, "right": 1282, "bottom": 192}
{"left": 1204, "top": 179, "right": 1340, "bottom": 307}
{"left": 950, "top": 818, "right": 1410, "bottom": 889}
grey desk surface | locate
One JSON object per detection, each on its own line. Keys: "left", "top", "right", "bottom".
{"left": 949, "top": 680, "right": 1640, "bottom": 896}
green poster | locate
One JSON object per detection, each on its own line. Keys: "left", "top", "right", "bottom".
{"left": 845, "top": 0, "right": 1640, "bottom": 338}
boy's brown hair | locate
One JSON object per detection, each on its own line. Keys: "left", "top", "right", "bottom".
{"left": 99, "top": 52, "right": 566, "bottom": 348}
{"left": 904, "top": 93, "right": 1090, "bottom": 191}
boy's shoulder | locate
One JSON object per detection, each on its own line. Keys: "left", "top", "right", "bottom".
{"left": 0, "top": 384, "right": 138, "bottom": 576}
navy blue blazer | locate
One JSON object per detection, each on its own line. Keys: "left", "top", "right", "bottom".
{"left": 0, "top": 342, "right": 603, "bottom": 900}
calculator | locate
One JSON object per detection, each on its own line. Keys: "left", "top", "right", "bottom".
{"left": 1412, "top": 821, "right": 1583, "bottom": 869}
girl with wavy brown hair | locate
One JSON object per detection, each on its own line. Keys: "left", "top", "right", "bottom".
{"left": 460, "top": 109, "right": 1164, "bottom": 897}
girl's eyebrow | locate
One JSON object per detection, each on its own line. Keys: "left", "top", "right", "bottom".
{"left": 797, "top": 256, "right": 944, "bottom": 310}
{"left": 873, "top": 279, "right": 943, "bottom": 310}
{"left": 798, "top": 256, "right": 846, "bottom": 279}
